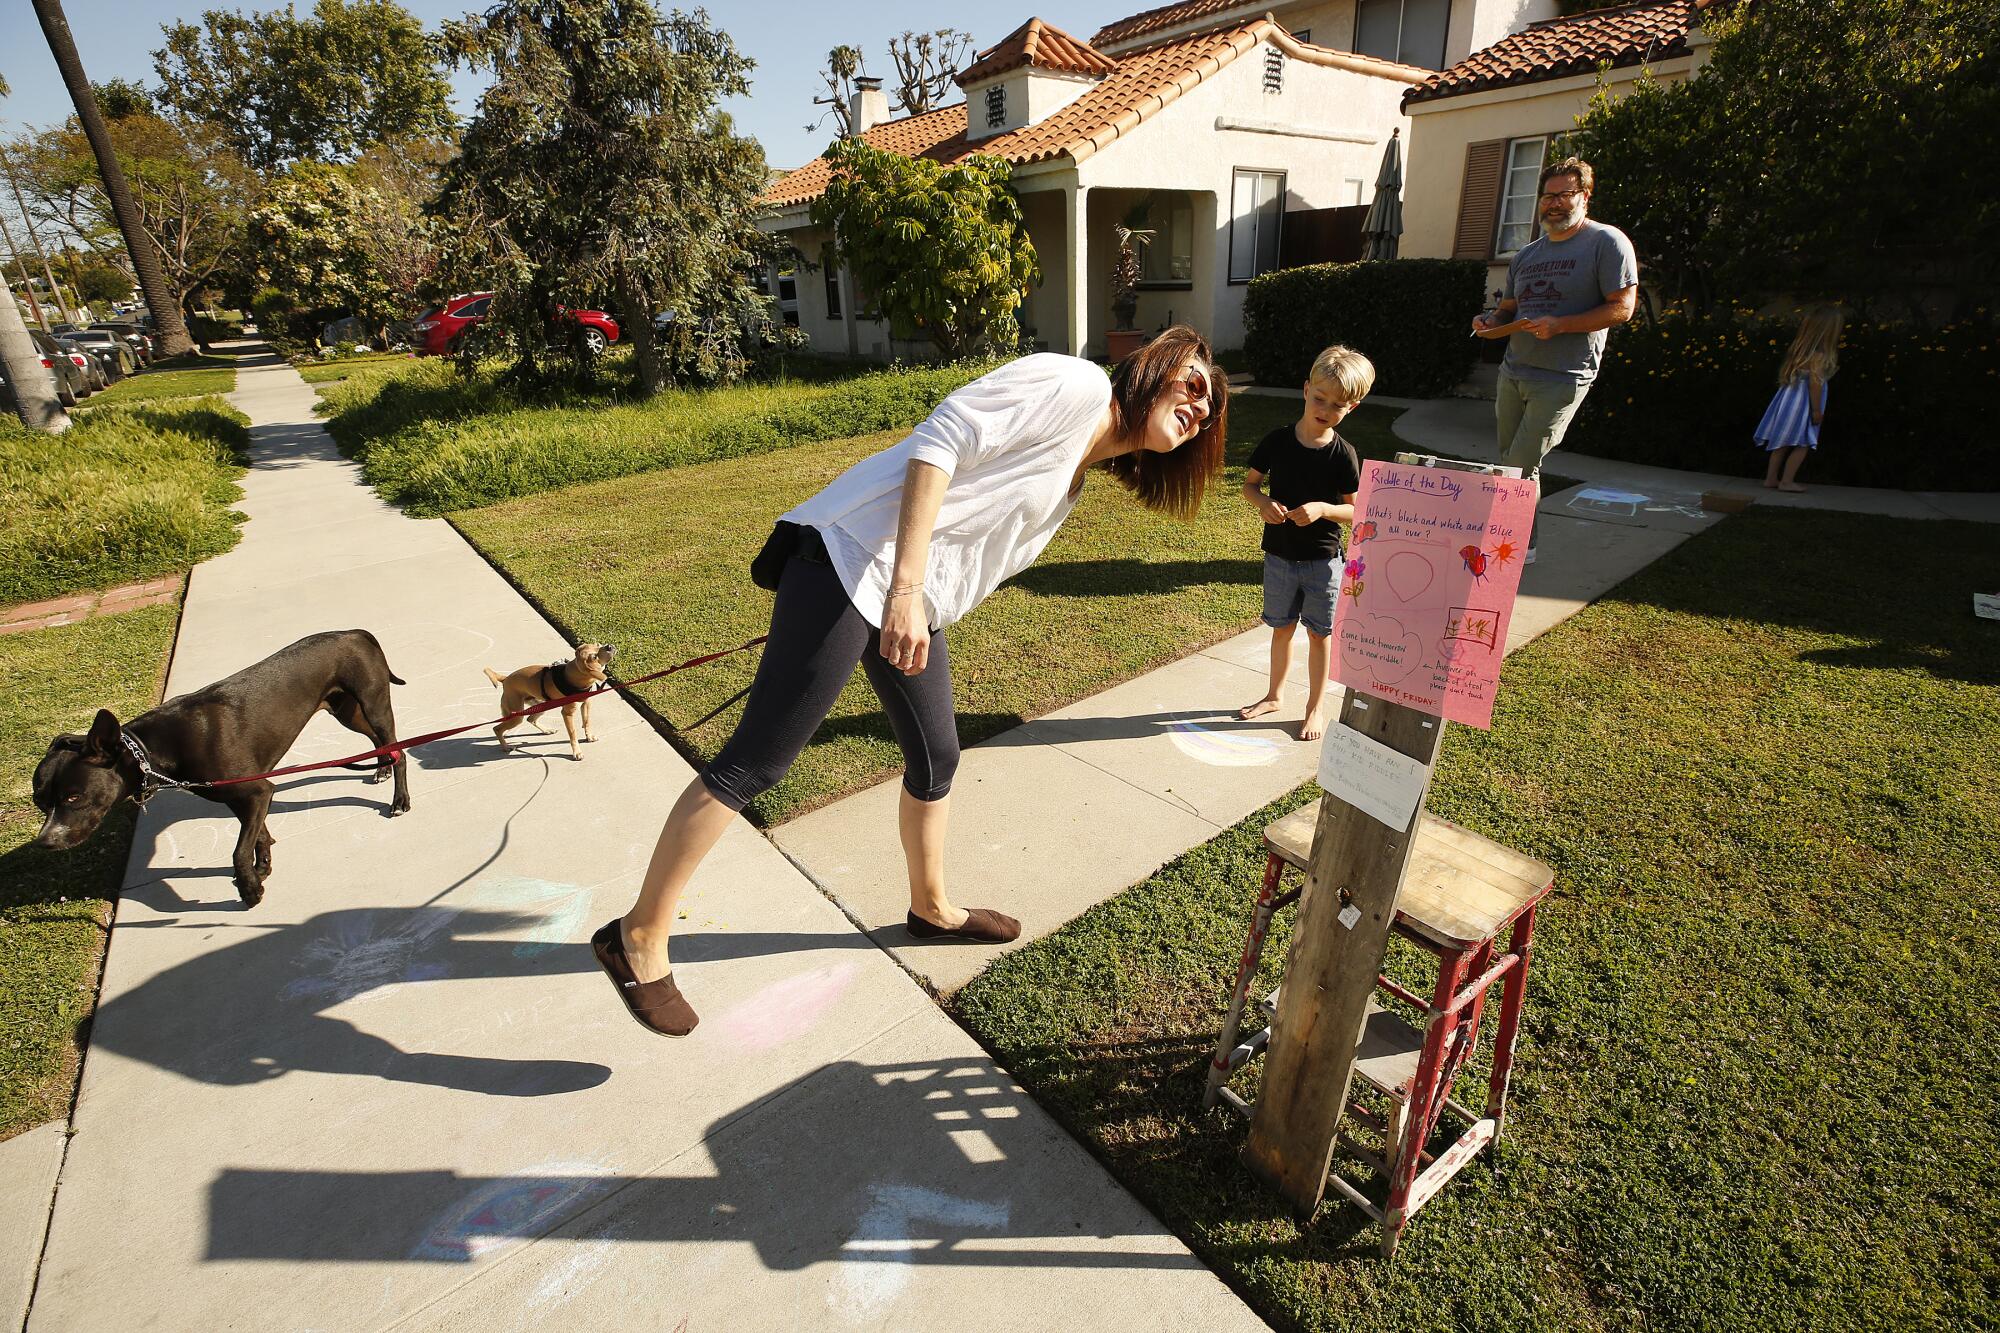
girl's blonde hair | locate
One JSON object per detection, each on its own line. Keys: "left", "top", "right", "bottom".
{"left": 1308, "top": 345, "right": 1375, "bottom": 403}
{"left": 1779, "top": 305, "right": 1843, "bottom": 386}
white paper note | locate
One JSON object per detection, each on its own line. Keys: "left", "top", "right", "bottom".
{"left": 1975, "top": 593, "right": 2000, "bottom": 621}
{"left": 1317, "top": 723, "right": 1431, "bottom": 832}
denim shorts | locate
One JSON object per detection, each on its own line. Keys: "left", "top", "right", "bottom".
{"left": 1260, "top": 552, "right": 1339, "bottom": 638}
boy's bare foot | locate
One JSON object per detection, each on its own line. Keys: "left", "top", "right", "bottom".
{"left": 1299, "top": 706, "right": 1328, "bottom": 742}
{"left": 1239, "top": 697, "right": 1283, "bottom": 721}
{"left": 1761, "top": 478, "right": 1778, "bottom": 488}
{"left": 1778, "top": 482, "right": 1806, "bottom": 493}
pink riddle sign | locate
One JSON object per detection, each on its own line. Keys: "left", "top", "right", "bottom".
{"left": 1330, "top": 461, "right": 1538, "bottom": 730}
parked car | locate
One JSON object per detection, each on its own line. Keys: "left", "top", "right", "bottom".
{"left": 65, "top": 329, "right": 137, "bottom": 380}
{"left": 56, "top": 337, "right": 110, "bottom": 391}
{"left": 28, "top": 330, "right": 90, "bottom": 405}
{"left": 91, "top": 321, "right": 155, "bottom": 365}
{"left": 410, "top": 292, "right": 621, "bottom": 357}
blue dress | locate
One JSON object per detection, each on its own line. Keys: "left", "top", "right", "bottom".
{"left": 1755, "top": 373, "right": 1828, "bottom": 450}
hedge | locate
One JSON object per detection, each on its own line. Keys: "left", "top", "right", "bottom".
{"left": 1568, "top": 308, "right": 1997, "bottom": 491}
{"left": 1243, "top": 258, "right": 1485, "bottom": 396}
{"left": 0, "top": 398, "right": 250, "bottom": 603}
{"left": 320, "top": 358, "right": 999, "bottom": 515}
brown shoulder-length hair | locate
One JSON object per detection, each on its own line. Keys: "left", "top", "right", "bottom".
{"left": 1101, "top": 324, "right": 1228, "bottom": 519}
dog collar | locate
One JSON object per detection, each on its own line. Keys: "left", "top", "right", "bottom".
{"left": 118, "top": 729, "right": 193, "bottom": 805}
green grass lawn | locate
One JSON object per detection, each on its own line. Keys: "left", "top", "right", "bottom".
{"left": 84, "top": 353, "right": 237, "bottom": 407}
{"left": 318, "top": 355, "right": 1003, "bottom": 516}
{"left": 1, "top": 398, "right": 250, "bottom": 605}
{"left": 952, "top": 507, "right": 1999, "bottom": 1332}
{"left": 295, "top": 351, "right": 419, "bottom": 386}
{"left": 0, "top": 603, "right": 181, "bottom": 1141}
{"left": 453, "top": 393, "right": 1404, "bottom": 825}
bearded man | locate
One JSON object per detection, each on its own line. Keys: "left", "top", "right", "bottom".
{"left": 1471, "top": 155, "right": 1638, "bottom": 560}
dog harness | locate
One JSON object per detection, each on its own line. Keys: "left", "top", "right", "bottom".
{"left": 539, "top": 662, "right": 595, "bottom": 702}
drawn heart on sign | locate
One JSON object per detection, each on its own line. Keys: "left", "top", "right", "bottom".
{"left": 1384, "top": 551, "right": 1435, "bottom": 604}
{"left": 1338, "top": 614, "right": 1423, "bottom": 685}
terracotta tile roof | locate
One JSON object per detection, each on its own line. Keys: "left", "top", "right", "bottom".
{"left": 1404, "top": 0, "right": 1715, "bottom": 107}
{"left": 956, "top": 18, "right": 1119, "bottom": 86}
{"left": 764, "top": 22, "right": 1277, "bottom": 209}
{"left": 1091, "top": 0, "right": 1262, "bottom": 49}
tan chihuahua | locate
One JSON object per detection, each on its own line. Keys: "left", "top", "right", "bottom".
{"left": 484, "top": 642, "right": 615, "bottom": 760}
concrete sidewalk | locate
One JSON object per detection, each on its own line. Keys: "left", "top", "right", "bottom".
{"left": 19, "top": 352, "right": 1260, "bottom": 1331}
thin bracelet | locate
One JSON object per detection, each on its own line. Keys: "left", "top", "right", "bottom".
{"left": 886, "top": 584, "right": 924, "bottom": 599}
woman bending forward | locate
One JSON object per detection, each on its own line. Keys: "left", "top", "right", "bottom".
{"left": 595, "top": 326, "right": 1229, "bottom": 1035}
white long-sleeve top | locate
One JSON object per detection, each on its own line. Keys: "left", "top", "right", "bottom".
{"left": 782, "top": 353, "right": 1113, "bottom": 629}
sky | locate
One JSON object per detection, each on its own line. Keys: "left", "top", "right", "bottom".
{"left": 0, "top": 0, "right": 1147, "bottom": 171}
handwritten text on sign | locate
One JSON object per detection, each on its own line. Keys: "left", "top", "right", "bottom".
{"left": 1330, "top": 462, "right": 1538, "bottom": 729}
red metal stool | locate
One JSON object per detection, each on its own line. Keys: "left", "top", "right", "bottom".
{"left": 1203, "top": 797, "right": 1553, "bottom": 1255}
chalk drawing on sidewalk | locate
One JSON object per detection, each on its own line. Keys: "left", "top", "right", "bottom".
{"left": 712, "top": 961, "right": 861, "bottom": 1053}
{"left": 468, "top": 875, "right": 594, "bottom": 958}
{"left": 1167, "top": 718, "right": 1283, "bottom": 767}
{"left": 412, "top": 1162, "right": 614, "bottom": 1262}
{"left": 282, "top": 906, "right": 459, "bottom": 1006}
{"left": 828, "top": 1183, "right": 1010, "bottom": 1321}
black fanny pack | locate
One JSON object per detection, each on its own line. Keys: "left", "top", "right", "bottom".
{"left": 750, "top": 521, "right": 825, "bottom": 591}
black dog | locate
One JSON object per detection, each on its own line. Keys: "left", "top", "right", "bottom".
{"left": 32, "top": 629, "right": 412, "bottom": 906}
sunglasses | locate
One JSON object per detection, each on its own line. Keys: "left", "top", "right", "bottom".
{"left": 1180, "top": 365, "right": 1211, "bottom": 414}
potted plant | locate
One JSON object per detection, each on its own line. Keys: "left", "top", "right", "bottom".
{"left": 1105, "top": 223, "right": 1154, "bottom": 361}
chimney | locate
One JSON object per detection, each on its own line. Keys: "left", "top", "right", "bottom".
{"left": 848, "top": 75, "right": 889, "bottom": 135}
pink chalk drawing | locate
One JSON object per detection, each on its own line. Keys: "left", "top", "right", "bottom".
{"left": 412, "top": 1163, "right": 613, "bottom": 1262}
{"left": 1331, "top": 460, "right": 1537, "bottom": 729}
{"left": 712, "top": 961, "right": 861, "bottom": 1052}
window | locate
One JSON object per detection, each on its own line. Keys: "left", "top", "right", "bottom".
{"left": 1133, "top": 193, "right": 1194, "bottom": 286}
{"left": 1229, "top": 170, "right": 1285, "bottom": 284}
{"left": 822, "top": 248, "right": 842, "bottom": 318}
{"left": 1291, "top": 27, "right": 1311, "bottom": 43}
{"left": 1354, "top": 0, "right": 1450, "bottom": 70}
{"left": 1346, "top": 178, "right": 1367, "bottom": 206}
{"left": 776, "top": 269, "right": 799, "bottom": 327}
{"left": 1494, "top": 136, "right": 1548, "bottom": 256}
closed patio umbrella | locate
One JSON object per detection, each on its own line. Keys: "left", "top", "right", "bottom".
{"left": 1360, "top": 128, "right": 1403, "bottom": 261}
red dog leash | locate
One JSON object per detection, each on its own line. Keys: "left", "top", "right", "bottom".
{"left": 156, "top": 635, "right": 768, "bottom": 792}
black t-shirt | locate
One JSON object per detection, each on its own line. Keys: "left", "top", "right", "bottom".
{"left": 1247, "top": 426, "right": 1361, "bottom": 561}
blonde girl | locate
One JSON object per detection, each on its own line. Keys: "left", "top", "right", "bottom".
{"left": 1757, "top": 305, "right": 1843, "bottom": 492}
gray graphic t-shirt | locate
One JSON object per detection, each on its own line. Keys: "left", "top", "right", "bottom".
{"left": 1503, "top": 220, "right": 1639, "bottom": 384}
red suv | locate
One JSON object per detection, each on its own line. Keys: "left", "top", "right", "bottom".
{"left": 411, "top": 292, "right": 621, "bottom": 357}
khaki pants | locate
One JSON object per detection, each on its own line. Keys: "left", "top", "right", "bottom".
{"left": 1495, "top": 368, "right": 1590, "bottom": 549}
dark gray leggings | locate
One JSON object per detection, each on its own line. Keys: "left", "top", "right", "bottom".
{"left": 700, "top": 529, "right": 959, "bottom": 811}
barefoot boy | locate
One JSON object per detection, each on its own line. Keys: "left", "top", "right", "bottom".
{"left": 1238, "top": 345, "right": 1371, "bottom": 741}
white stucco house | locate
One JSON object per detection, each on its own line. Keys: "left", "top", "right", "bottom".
{"left": 761, "top": 2, "right": 1463, "bottom": 359}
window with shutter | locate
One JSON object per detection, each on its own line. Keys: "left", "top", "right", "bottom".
{"left": 1452, "top": 140, "right": 1506, "bottom": 260}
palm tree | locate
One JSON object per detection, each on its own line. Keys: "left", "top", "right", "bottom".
{"left": 0, "top": 72, "right": 69, "bottom": 431}
{"left": 31, "top": 0, "right": 193, "bottom": 356}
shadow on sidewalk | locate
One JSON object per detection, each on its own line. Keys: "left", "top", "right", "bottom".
{"left": 202, "top": 1055, "right": 1207, "bottom": 1281}
{"left": 1008, "top": 558, "right": 1260, "bottom": 598}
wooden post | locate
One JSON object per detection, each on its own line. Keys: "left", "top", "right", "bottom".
{"left": 1243, "top": 688, "right": 1444, "bottom": 1214}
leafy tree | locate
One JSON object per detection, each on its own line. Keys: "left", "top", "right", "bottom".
{"left": 887, "top": 29, "right": 974, "bottom": 116}
{"left": 154, "top": 0, "right": 454, "bottom": 171}
{"left": 91, "top": 78, "right": 155, "bottom": 120}
{"left": 811, "top": 137, "right": 1039, "bottom": 359}
{"left": 1567, "top": 0, "right": 2000, "bottom": 316}
{"left": 347, "top": 137, "right": 451, "bottom": 320}
{"left": 32, "top": 0, "right": 193, "bottom": 354}
{"left": 70, "top": 256, "right": 133, "bottom": 305}
{"left": 245, "top": 162, "right": 397, "bottom": 337}
{"left": 432, "top": 1, "right": 791, "bottom": 394}
{"left": 11, "top": 113, "right": 255, "bottom": 320}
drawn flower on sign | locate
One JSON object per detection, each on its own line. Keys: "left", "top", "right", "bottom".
{"left": 1458, "top": 544, "right": 1489, "bottom": 582}
{"left": 1341, "top": 554, "right": 1366, "bottom": 600}
{"left": 1352, "top": 520, "right": 1378, "bottom": 544}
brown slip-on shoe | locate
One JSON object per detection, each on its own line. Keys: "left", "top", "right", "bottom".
{"left": 904, "top": 908, "right": 1021, "bottom": 943}
{"left": 592, "top": 919, "right": 699, "bottom": 1037}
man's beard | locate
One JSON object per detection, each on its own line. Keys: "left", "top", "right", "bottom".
{"left": 1542, "top": 201, "right": 1586, "bottom": 234}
